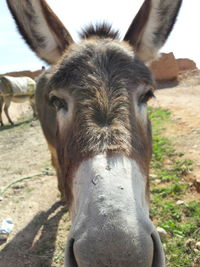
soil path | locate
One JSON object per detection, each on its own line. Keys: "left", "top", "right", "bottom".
{"left": 0, "top": 110, "right": 68, "bottom": 266}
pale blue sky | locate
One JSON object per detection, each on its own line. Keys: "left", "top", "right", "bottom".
{"left": 0, "top": 0, "right": 199, "bottom": 73}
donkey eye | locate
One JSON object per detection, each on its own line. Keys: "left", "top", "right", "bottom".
{"left": 49, "top": 95, "right": 68, "bottom": 111}
{"left": 140, "top": 89, "right": 155, "bottom": 103}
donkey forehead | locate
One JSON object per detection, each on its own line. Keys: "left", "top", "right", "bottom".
{"left": 49, "top": 39, "right": 154, "bottom": 91}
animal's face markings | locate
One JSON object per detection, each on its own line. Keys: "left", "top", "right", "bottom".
{"left": 46, "top": 39, "right": 155, "bottom": 145}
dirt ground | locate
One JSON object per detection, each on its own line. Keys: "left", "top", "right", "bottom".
{"left": 151, "top": 72, "right": 200, "bottom": 201}
{"left": 0, "top": 106, "right": 69, "bottom": 266}
{"left": 0, "top": 72, "right": 200, "bottom": 266}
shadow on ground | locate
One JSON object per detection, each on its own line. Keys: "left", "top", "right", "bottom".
{"left": 156, "top": 79, "right": 179, "bottom": 89}
{"left": 0, "top": 119, "right": 34, "bottom": 132}
{"left": 0, "top": 201, "right": 67, "bottom": 267}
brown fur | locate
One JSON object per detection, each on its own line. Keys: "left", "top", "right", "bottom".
{"left": 39, "top": 39, "right": 154, "bottom": 205}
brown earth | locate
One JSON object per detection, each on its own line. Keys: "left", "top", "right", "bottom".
{"left": 0, "top": 71, "right": 200, "bottom": 266}
{"left": 0, "top": 110, "right": 69, "bottom": 266}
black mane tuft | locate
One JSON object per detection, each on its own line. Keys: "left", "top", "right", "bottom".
{"left": 79, "top": 23, "right": 120, "bottom": 40}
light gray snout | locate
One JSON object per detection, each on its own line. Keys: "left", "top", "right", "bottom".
{"left": 65, "top": 156, "right": 165, "bottom": 267}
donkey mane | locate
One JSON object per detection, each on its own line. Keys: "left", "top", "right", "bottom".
{"left": 79, "top": 23, "right": 120, "bottom": 40}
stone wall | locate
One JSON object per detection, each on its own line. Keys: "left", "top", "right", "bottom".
{"left": 150, "top": 53, "right": 198, "bottom": 82}
{"left": 150, "top": 53, "right": 179, "bottom": 82}
{"left": 177, "top": 58, "right": 197, "bottom": 72}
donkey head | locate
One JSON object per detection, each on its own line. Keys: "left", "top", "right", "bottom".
{"left": 7, "top": 0, "right": 182, "bottom": 266}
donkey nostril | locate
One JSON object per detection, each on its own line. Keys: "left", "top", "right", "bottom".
{"left": 92, "top": 175, "right": 102, "bottom": 185}
{"left": 67, "top": 238, "right": 78, "bottom": 267}
{"left": 151, "top": 231, "right": 165, "bottom": 267}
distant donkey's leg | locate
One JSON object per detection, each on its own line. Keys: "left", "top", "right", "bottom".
{"left": 0, "top": 97, "right": 4, "bottom": 126}
{"left": 4, "top": 97, "right": 13, "bottom": 125}
{"left": 29, "top": 95, "right": 37, "bottom": 118}
{"left": 48, "top": 144, "right": 65, "bottom": 201}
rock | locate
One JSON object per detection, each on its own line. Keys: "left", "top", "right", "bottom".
{"left": 185, "top": 238, "right": 196, "bottom": 248}
{"left": 177, "top": 58, "right": 197, "bottom": 72}
{"left": 13, "top": 185, "right": 25, "bottom": 190}
{"left": 150, "top": 53, "right": 179, "bottom": 81}
{"left": 157, "top": 227, "right": 168, "bottom": 241}
{"left": 193, "top": 248, "right": 199, "bottom": 254}
{"left": 150, "top": 174, "right": 158, "bottom": 179}
{"left": 196, "top": 242, "right": 200, "bottom": 250}
{"left": 193, "top": 178, "right": 200, "bottom": 193}
{"left": 165, "top": 160, "right": 173, "bottom": 165}
{"left": 176, "top": 200, "right": 185, "bottom": 205}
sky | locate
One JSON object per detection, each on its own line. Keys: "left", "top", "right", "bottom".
{"left": 0, "top": 0, "right": 200, "bottom": 73}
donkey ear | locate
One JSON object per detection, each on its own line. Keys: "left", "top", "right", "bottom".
{"left": 124, "top": 0, "right": 182, "bottom": 63}
{"left": 6, "top": 0, "right": 74, "bottom": 64}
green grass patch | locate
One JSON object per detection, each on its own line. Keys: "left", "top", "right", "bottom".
{"left": 149, "top": 107, "right": 200, "bottom": 267}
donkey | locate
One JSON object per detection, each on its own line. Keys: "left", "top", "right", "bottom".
{"left": 7, "top": 0, "right": 182, "bottom": 266}
{"left": 0, "top": 76, "right": 36, "bottom": 125}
